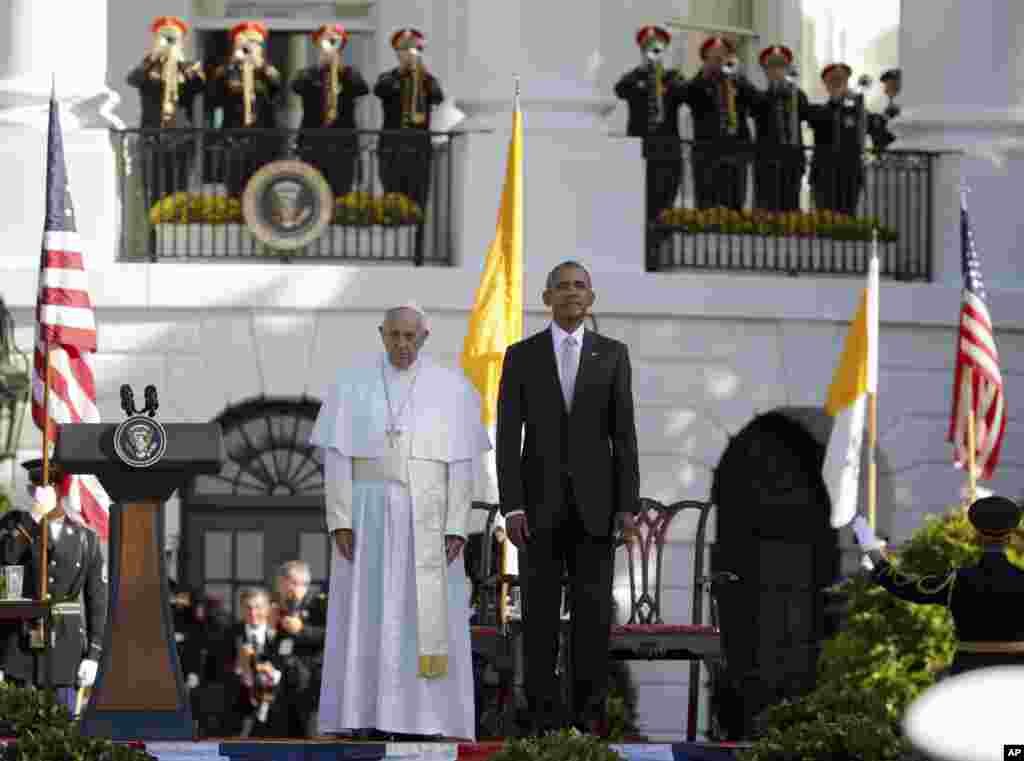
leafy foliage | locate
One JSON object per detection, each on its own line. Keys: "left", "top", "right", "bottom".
{"left": 605, "top": 660, "right": 641, "bottom": 742}
{"left": 0, "top": 684, "right": 157, "bottom": 761}
{"left": 489, "top": 729, "right": 623, "bottom": 761}
{"left": 0, "top": 485, "right": 10, "bottom": 517}
{"left": 739, "top": 503, "right": 1021, "bottom": 761}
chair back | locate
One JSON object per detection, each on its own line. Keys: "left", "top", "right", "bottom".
{"left": 469, "top": 501, "right": 503, "bottom": 625}
{"left": 616, "top": 498, "right": 716, "bottom": 626}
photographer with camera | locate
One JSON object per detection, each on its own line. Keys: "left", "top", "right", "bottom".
{"left": 681, "top": 36, "right": 759, "bottom": 211}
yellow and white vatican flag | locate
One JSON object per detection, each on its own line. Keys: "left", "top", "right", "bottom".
{"left": 822, "top": 251, "right": 879, "bottom": 528}
{"left": 460, "top": 80, "right": 524, "bottom": 573}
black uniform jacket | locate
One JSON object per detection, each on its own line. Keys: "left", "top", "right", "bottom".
{"left": 0, "top": 510, "right": 107, "bottom": 685}
{"left": 291, "top": 64, "right": 370, "bottom": 129}
{"left": 125, "top": 56, "right": 206, "bottom": 128}
{"left": 374, "top": 67, "right": 445, "bottom": 131}
{"left": 872, "top": 551, "right": 1024, "bottom": 675}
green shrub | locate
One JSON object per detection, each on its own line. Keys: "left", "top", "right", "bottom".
{"left": 489, "top": 729, "right": 622, "bottom": 761}
{"left": 739, "top": 503, "right": 1021, "bottom": 761}
{"left": 0, "top": 684, "right": 157, "bottom": 761}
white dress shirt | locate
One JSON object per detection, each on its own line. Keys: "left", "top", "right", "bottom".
{"left": 506, "top": 323, "right": 585, "bottom": 519}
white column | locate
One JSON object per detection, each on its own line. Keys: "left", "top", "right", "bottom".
{"left": 0, "top": 0, "right": 123, "bottom": 272}
{"left": 894, "top": 0, "right": 1024, "bottom": 289}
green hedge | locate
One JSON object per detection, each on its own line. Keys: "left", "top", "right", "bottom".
{"left": 0, "top": 685, "right": 157, "bottom": 761}
{"left": 739, "top": 504, "right": 1023, "bottom": 761}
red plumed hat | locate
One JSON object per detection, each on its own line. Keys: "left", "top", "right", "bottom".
{"left": 312, "top": 23, "right": 348, "bottom": 46}
{"left": 821, "top": 62, "right": 853, "bottom": 81}
{"left": 151, "top": 16, "right": 189, "bottom": 36}
{"left": 759, "top": 45, "right": 793, "bottom": 67}
{"left": 700, "top": 36, "right": 735, "bottom": 60}
{"left": 635, "top": 25, "right": 671, "bottom": 48}
{"left": 391, "top": 28, "right": 425, "bottom": 50}
{"left": 230, "top": 21, "right": 268, "bottom": 44}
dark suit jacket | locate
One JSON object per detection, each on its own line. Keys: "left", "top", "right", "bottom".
{"left": 496, "top": 327, "right": 640, "bottom": 537}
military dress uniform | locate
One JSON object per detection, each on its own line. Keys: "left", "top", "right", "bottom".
{"left": 682, "top": 37, "right": 759, "bottom": 210}
{"left": 804, "top": 63, "right": 871, "bottom": 216}
{"left": 126, "top": 16, "right": 206, "bottom": 208}
{"left": 206, "top": 22, "right": 282, "bottom": 197}
{"left": 271, "top": 590, "right": 328, "bottom": 737}
{"left": 873, "top": 68, "right": 902, "bottom": 151}
{"left": 375, "top": 28, "right": 445, "bottom": 211}
{"left": 749, "top": 46, "right": 809, "bottom": 212}
{"left": 860, "top": 497, "right": 1024, "bottom": 677}
{"left": 292, "top": 24, "right": 370, "bottom": 198}
{"left": 0, "top": 461, "right": 107, "bottom": 695}
{"left": 614, "top": 26, "right": 688, "bottom": 225}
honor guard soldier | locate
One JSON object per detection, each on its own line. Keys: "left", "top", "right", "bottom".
{"left": 126, "top": 16, "right": 206, "bottom": 208}
{"left": 614, "top": 25, "right": 688, "bottom": 227}
{"left": 682, "top": 36, "right": 759, "bottom": 210}
{"left": 292, "top": 24, "right": 370, "bottom": 197}
{"left": 804, "top": 63, "right": 869, "bottom": 215}
{"left": 855, "top": 497, "right": 1024, "bottom": 677}
{"left": 207, "top": 21, "right": 282, "bottom": 197}
{"left": 750, "top": 45, "right": 809, "bottom": 212}
{"left": 374, "top": 28, "right": 445, "bottom": 211}
{"left": 873, "top": 68, "right": 902, "bottom": 151}
{"left": 269, "top": 561, "right": 328, "bottom": 738}
{"left": 0, "top": 460, "right": 107, "bottom": 713}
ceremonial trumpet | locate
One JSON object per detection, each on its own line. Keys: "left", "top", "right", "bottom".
{"left": 321, "top": 42, "right": 340, "bottom": 125}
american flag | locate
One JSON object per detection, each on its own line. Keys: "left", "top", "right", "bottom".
{"left": 947, "top": 194, "right": 1006, "bottom": 481}
{"left": 31, "top": 88, "right": 111, "bottom": 539}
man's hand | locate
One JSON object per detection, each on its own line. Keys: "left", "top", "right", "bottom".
{"left": 333, "top": 529, "right": 354, "bottom": 562}
{"left": 281, "top": 615, "right": 303, "bottom": 635}
{"left": 507, "top": 513, "right": 531, "bottom": 549}
{"left": 444, "top": 535, "right": 465, "bottom": 565}
{"left": 77, "top": 659, "right": 98, "bottom": 688}
{"left": 619, "top": 512, "right": 641, "bottom": 544}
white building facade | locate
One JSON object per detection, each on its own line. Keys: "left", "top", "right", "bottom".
{"left": 1, "top": 0, "right": 1023, "bottom": 742}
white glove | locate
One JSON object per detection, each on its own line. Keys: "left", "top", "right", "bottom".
{"left": 186, "top": 673, "right": 200, "bottom": 689}
{"left": 0, "top": 669, "right": 5, "bottom": 683}
{"left": 852, "top": 516, "right": 885, "bottom": 552}
{"left": 77, "top": 658, "right": 98, "bottom": 687}
{"left": 270, "top": 667, "right": 282, "bottom": 687}
{"left": 860, "top": 554, "right": 876, "bottom": 572}
{"left": 30, "top": 486, "right": 57, "bottom": 520}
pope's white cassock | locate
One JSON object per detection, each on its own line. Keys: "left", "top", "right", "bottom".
{"left": 311, "top": 351, "right": 491, "bottom": 739}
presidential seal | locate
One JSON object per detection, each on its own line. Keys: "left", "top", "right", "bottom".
{"left": 241, "top": 159, "right": 334, "bottom": 250}
{"left": 113, "top": 414, "right": 168, "bottom": 468}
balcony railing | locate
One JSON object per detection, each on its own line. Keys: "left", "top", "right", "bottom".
{"left": 112, "top": 128, "right": 461, "bottom": 265}
{"left": 644, "top": 139, "right": 939, "bottom": 281}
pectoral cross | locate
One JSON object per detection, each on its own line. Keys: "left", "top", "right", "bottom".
{"left": 385, "top": 423, "right": 404, "bottom": 448}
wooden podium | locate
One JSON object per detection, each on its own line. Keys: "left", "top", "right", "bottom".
{"left": 54, "top": 418, "right": 222, "bottom": 740}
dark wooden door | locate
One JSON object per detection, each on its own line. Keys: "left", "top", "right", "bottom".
{"left": 710, "top": 412, "right": 838, "bottom": 738}
{"left": 184, "top": 507, "right": 330, "bottom": 619}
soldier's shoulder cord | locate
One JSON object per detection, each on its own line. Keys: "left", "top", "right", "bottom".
{"left": 878, "top": 560, "right": 958, "bottom": 595}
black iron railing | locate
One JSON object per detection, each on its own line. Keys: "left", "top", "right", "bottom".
{"left": 112, "top": 128, "right": 461, "bottom": 265}
{"left": 643, "top": 139, "right": 939, "bottom": 281}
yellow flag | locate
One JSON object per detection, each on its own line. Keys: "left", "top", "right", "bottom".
{"left": 460, "top": 104, "right": 523, "bottom": 426}
{"left": 822, "top": 253, "right": 879, "bottom": 528}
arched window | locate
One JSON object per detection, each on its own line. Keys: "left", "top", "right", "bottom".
{"left": 180, "top": 396, "right": 331, "bottom": 618}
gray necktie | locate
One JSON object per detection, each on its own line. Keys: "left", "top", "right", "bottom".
{"left": 561, "top": 335, "right": 578, "bottom": 411}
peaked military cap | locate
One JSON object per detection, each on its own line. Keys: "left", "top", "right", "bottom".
{"left": 968, "top": 495, "right": 1022, "bottom": 539}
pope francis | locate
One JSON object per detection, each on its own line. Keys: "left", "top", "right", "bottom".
{"left": 311, "top": 303, "right": 490, "bottom": 740}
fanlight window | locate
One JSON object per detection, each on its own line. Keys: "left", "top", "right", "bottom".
{"left": 188, "top": 396, "right": 324, "bottom": 498}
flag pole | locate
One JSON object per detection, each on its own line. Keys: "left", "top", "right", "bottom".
{"left": 867, "top": 229, "right": 879, "bottom": 530}
{"left": 966, "top": 366, "right": 977, "bottom": 504}
{"left": 497, "top": 74, "right": 521, "bottom": 628}
{"left": 959, "top": 185, "right": 978, "bottom": 506}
